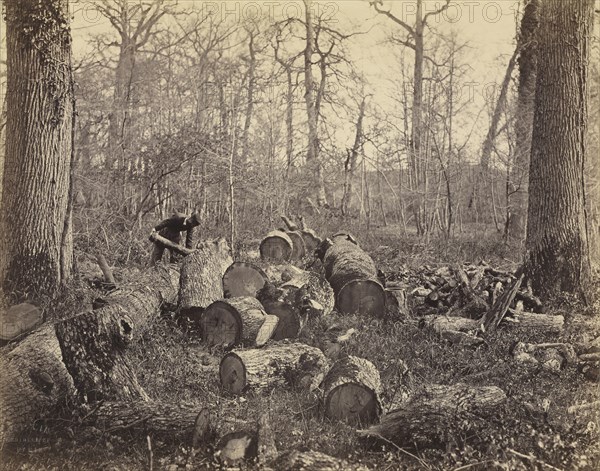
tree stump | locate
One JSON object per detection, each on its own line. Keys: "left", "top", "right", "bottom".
{"left": 200, "top": 297, "right": 276, "bottom": 348}
{"left": 323, "top": 240, "right": 386, "bottom": 316}
{"left": 286, "top": 230, "right": 307, "bottom": 259}
{"left": 222, "top": 262, "right": 268, "bottom": 298}
{"left": 179, "top": 238, "right": 233, "bottom": 321}
{"left": 361, "top": 383, "right": 507, "bottom": 449}
{"left": 260, "top": 230, "right": 293, "bottom": 262}
{"left": 321, "top": 356, "right": 383, "bottom": 426}
{"left": 219, "top": 342, "right": 328, "bottom": 395}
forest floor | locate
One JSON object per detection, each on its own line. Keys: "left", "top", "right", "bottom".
{"left": 2, "top": 223, "right": 599, "bottom": 471}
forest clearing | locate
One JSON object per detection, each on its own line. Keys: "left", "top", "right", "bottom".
{"left": 0, "top": 0, "right": 599, "bottom": 470}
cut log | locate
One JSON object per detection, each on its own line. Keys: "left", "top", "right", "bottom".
{"left": 179, "top": 238, "right": 233, "bottom": 321}
{"left": 0, "top": 266, "right": 179, "bottom": 446}
{"left": 219, "top": 342, "right": 328, "bottom": 395}
{"left": 505, "top": 310, "right": 564, "bottom": 333}
{"left": 321, "top": 356, "right": 383, "bottom": 426}
{"left": 360, "top": 383, "right": 507, "bottom": 449}
{"left": 0, "top": 302, "right": 43, "bottom": 345}
{"left": 286, "top": 230, "right": 307, "bottom": 259}
{"left": 272, "top": 450, "right": 370, "bottom": 471}
{"left": 322, "top": 240, "right": 386, "bottom": 316}
{"left": 260, "top": 230, "right": 293, "bottom": 262}
{"left": 281, "top": 271, "right": 335, "bottom": 319}
{"left": 200, "top": 297, "right": 272, "bottom": 348}
{"left": 217, "top": 431, "right": 258, "bottom": 466}
{"left": 222, "top": 262, "right": 268, "bottom": 298}
{"left": 84, "top": 401, "right": 207, "bottom": 441}
{"left": 149, "top": 232, "right": 194, "bottom": 256}
{"left": 259, "top": 299, "right": 304, "bottom": 340}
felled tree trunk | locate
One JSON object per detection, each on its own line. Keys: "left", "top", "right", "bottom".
{"left": 361, "top": 383, "right": 507, "bottom": 449}
{"left": 260, "top": 230, "right": 293, "bottom": 262}
{"left": 84, "top": 401, "right": 205, "bottom": 441}
{"left": 321, "top": 356, "right": 383, "bottom": 426}
{"left": 322, "top": 239, "right": 386, "bottom": 316}
{"left": 179, "top": 239, "right": 233, "bottom": 320}
{"left": 505, "top": 310, "right": 564, "bottom": 333}
{"left": 257, "top": 270, "right": 334, "bottom": 340}
{"left": 285, "top": 230, "right": 307, "bottom": 259}
{"left": 219, "top": 342, "right": 328, "bottom": 395}
{"left": 273, "top": 450, "right": 369, "bottom": 471}
{"left": 423, "top": 315, "right": 484, "bottom": 347}
{"left": 222, "top": 262, "right": 268, "bottom": 298}
{"left": 0, "top": 266, "right": 179, "bottom": 446}
{"left": 200, "top": 297, "right": 277, "bottom": 348}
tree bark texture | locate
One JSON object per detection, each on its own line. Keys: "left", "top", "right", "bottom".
{"left": 508, "top": 0, "right": 539, "bottom": 240}
{"left": 1, "top": 0, "right": 74, "bottom": 298}
{"left": 321, "top": 355, "right": 382, "bottom": 426}
{"left": 200, "top": 297, "right": 273, "bottom": 348}
{"left": 525, "top": 0, "right": 593, "bottom": 300}
{"left": 362, "top": 383, "right": 507, "bottom": 449}
{"left": 0, "top": 266, "right": 179, "bottom": 445}
{"left": 179, "top": 238, "right": 233, "bottom": 319}
{"left": 323, "top": 239, "right": 386, "bottom": 316}
{"left": 219, "top": 341, "right": 328, "bottom": 395}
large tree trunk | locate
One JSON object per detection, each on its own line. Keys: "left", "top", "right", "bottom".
{"left": 361, "top": 383, "right": 507, "bottom": 449}
{"left": 1, "top": 0, "right": 74, "bottom": 298}
{"left": 322, "top": 239, "right": 386, "bottom": 316}
{"left": 0, "top": 266, "right": 179, "bottom": 445}
{"left": 179, "top": 239, "right": 233, "bottom": 319}
{"left": 507, "top": 0, "right": 539, "bottom": 240}
{"left": 525, "top": 0, "right": 593, "bottom": 300}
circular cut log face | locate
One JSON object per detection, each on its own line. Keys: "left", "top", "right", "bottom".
{"left": 338, "top": 280, "right": 386, "bottom": 316}
{"left": 261, "top": 300, "right": 302, "bottom": 340}
{"left": 223, "top": 262, "right": 267, "bottom": 298}
{"left": 260, "top": 237, "right": 292, "bottom": 262}
{"left": 286, "top": 232, "right": 307, "bottom": 259}
{"left": 326, "top": 383, "right": 379, "bottom": 426}
{"left": 220, "top": 353, "right": 246, "bottom": 394}
{"left": 201, "top": 302, "right": 241, "bottom": 348}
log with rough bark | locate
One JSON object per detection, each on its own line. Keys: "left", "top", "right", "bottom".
{"left": 260, "top": 230, "right": 294, "bottom": 261}
{"left": 0, "top": 266, "right": 179, "bottom": 446}
{"left": 83, "top": 401, "right": 208, "bottom": 441}
{"left": 149, "top": 232, "right": 194, "bottom": 256}
{"left": 222, "top": 262, "right": 268, "bottom": 298}
{"left": 272, "top": 450, "right": 370, "bottom": 470}
{"left": 360, "top": 383, "right": 507, "bottom": 449}
{"left": 0, "top": 302, "right": 43, "bottom": 345}
{"left": 286, "top": 230, "right": 307, "bottom": 259}
{"left": 200, "top": 297, "right": 277, "bottom": 348}
{"left": 322, "top": 239, "right": 386, "bottom": 316}
{"left": 219, "top": 341, "right": 328, "bottom": 395}
{"left": 505, "top": 310, "right": 564, "bottom": 333}
{"left": 179, "top": 238, "right": 233, "bottom": 321}
{"left": 321, "top": 356, "right": 383, "bottom": 426}
{"left": 257, "top": 270, "right": 334, "bottom": 339}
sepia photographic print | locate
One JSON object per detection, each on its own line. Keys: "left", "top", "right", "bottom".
{"left": 0, "top": 0, "right": 599, "bottom": 469}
